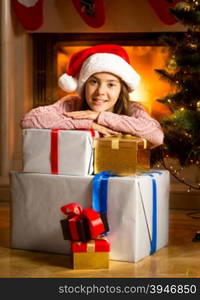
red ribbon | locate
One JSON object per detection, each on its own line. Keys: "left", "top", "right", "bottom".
{"left": 61, "top": 203, "right": 83, "bottom": 240}
{"left": 51, "top": 129, "right": 60, "bottom": 174}
{"left": 76, "top": 128, "right": 96, "bottom": 137}
{"left": 60, "top": 203, "right": 105, "bottom": 240}
{"left": 50, "top": 128, "right": 96, "bottom": 174}
{"left": 61, "top": 203, "right": 83, "bottom": 217}
{"left": 71, "top": 238, "right": 110, "bottom": 253}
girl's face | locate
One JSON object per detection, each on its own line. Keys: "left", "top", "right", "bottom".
{"left": 85, "top": 72, "right": 121, "bottom": 112}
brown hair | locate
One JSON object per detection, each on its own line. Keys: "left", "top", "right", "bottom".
{"left": 80, "top": 80, "right": 130, "bottom": 115}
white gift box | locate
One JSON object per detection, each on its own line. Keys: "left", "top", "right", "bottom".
{"left": 22, "top": 129, "right": 95, "bottom": 175}
{"left": 10, "top": 170, "right": 170, "bottom": 262}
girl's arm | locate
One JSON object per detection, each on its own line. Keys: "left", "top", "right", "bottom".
{"left": 96, "top": 102, "right": 164, "bottom": 147}
{"left": 20, "top": 96, "right": 93, "bottom": 130}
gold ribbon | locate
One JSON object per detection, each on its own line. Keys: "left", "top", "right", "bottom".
{"left": 110, "top": 135, "right": 147, "bottom": 150}
{"left": 86, "top": 240, "right": 95, "bottom": 252}
{"left": 94, "top": 134, "right": 147, "bottom": 150}
{"left": 111, "top": 137, "right": 120, "bottom": 149}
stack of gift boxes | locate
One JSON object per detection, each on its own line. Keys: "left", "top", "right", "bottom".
{"left": 10, "top": 128, "right": 170, "bottom": 267}
{"left": 60, "top": 202, "right": 110, "bottom": 269}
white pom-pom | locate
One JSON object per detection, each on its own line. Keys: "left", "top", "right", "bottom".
{"left": 58, "top": 73, "right": 78, "bottom": 92}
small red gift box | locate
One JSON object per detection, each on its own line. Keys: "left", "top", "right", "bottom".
{"left": 71, "top": 238, "right": 110, "bottom": 253}
{"left": 60, "top": 203, "right": 108, "bottom": 242}
{"left": 60, "top": 216, "right": 90, "bottom": 242}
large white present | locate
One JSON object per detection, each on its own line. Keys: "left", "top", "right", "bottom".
{"left": 22, "top": 129, "right": 95, "bottom": 175}
{"left": 10, "top": 170, "right": 170, "bottom": 262}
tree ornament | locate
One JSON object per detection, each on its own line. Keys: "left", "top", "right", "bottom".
{"left": 175, "top": 1, "right": 191, "bottom": 11}
{"left": 197, "top": 101, "right": 200, "bottom": 111}
{"left": 188, "top": 43, "right": 198, "bottom": 50}
{"left": 168, "top": 56, "right": 178, "bottom": 70}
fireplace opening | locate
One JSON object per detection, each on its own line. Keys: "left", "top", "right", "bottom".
{"left": 32, "top": 33, "right": 183, "bottom": 120}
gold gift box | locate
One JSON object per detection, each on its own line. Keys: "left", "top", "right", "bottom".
{"left": 71, "top": 239, "right": 110, "bottom": 269}
{"left": 71, "top": 252, "right": 109, "bottom": 269}
{"left": 94, "top": 135, "right": 150, "bottom": 176}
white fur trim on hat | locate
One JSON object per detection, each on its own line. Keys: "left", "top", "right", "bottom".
{"left": 58, "top": 73, "right": 78, "bottom": 92}
{"left": 77, "top": 53, "right": 140, "bottom": 95}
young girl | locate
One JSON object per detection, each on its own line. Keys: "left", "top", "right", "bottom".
{"left": 21, "top": 44, "right": 164, "bottom": 147}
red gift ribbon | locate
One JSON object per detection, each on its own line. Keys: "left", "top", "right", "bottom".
{"left": 71, "top": 239, "right": 110, "bottom": 253}
{"left": 60, "top": 203, "right": 105, "bottom": 241}
{"left": 76, "top": 128, "right": 96, "bottom": 137}
{"left": 61, "top": 202, "right": 83, "bottom": 216}
{"left": 82, "top": 208, "right": 105, "bottom": 239}
{"left": 61, "top": 203, "right": 83, "bottom": 241}
{"left": 51, "top": 129, "right": 60, "bottom": 174}
{"left": 51, "top": 128, "right": 96, "bottom": 174}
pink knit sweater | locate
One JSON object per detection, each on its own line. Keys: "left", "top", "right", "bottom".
{"left": 21, "top": 95, "right": 164, "bottom": 147}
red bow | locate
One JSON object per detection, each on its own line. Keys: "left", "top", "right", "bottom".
{"left": 60, "top": 203, "right": 106, "bottom": 241}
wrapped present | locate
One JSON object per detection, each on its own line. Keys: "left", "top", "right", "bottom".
{"left": 60, "top": 203, "right": 108, "bottom": 242}
{"left": 71, "top": 239, "right": 110, "bottom": 269}
{"left": 60, "top": 203, "right": 90, "bottom": 242}
{"left": 94, "top": 135, "right": 150, "bottom": 175}
{"left": 60, "top": 216, "right": 90, "bottom": 242}
{"left": 10, "top": 170, "right": 169, "bottom": 262}
{"left": 22, "top": 128, "right": 96, "bottom": 175}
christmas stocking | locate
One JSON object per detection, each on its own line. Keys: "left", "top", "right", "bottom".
{"left": 12, "top": 0, "right": 44, "bottom": 31}
{"left": 147, "top": 0, "right": 181, "bottom": 25}
{"left": 72, "top": 0, "right": 105, "bottom": 28}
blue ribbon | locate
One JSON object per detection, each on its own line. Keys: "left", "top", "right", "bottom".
{"left": 141, "top": 171, "right": 161, "bottom": 255}
{"left": 92, "top": 171, "right": 116, "bottom": 213}
{"left": 92, "top": 172, "right": 117, "bottom": 236}
{"left": 150, "top": 177, "right": 157, "bottom": 255}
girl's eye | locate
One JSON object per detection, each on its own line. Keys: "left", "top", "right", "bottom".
{"left": 89, "top": 79, "right": 98, "bottom": 84}
{"left": 108, "top": 83, "right": 116, "bottom": 88}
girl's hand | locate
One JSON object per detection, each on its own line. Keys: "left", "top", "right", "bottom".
{"left": 91, "top": 122, "right": 121, "bottom": 136}
{"left": 64, "top": 110, "right": 99, "bottom": 121}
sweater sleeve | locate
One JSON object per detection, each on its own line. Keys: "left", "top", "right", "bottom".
{"left": 20, "top": 96, "right": 93, "bottom": 130}
{"left": 97, "top": 102, "right": 164, "bottom": 147}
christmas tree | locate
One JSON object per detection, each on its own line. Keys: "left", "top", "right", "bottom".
{"left": 152, "top": 0, "right": 200, "bottom": 190}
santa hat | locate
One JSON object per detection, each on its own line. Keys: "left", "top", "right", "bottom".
{"left": 58, "top": 44, "right": 140, "bottom": 94}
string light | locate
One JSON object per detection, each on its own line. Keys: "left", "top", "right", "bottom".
{"left": 197, "top": 101, "right": 200, "bottom": 111}
{"left": 161, "top": 153, "right": 200, "bottom": 191}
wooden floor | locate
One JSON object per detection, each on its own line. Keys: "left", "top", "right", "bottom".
{"left": 0, "top": 202, "right": 200, "bottom": 278}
